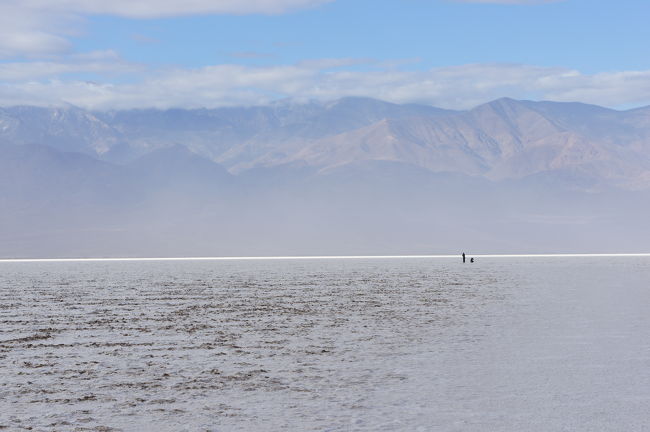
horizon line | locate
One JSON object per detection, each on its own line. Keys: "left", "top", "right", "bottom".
{"left": 1, "top": 253, "right": 650, "bottom": 263}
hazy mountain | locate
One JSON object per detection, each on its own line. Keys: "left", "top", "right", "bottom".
{"left": 92, "top": 97, "right": 453, "bottom": 168}
{"left": 128, "top": 144, "right": 233, "bottom": 191}
{"left": 1, "top": 97, "right": 650, "bottom": 257}
{"left": 4, "top": 96, "right": 648, "bottom": 188}
{"left": 281, "top": 98, "right": 650, "bottom": 189}
{"left": 0, "top": 106, "right": 122, "bottom": 157}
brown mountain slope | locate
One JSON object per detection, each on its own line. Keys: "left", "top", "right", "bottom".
{"left": 273, "top": 98, "right": 650, "bottom": 189}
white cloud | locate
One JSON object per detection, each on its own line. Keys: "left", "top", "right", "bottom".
{"left": 0, "top": 3, "right": 78, "bottom": 58}
{"left": 0, "top": 0, "right": 332, "bottom": 58}
{"left": 18, "top": 0, "right": 334, "bottom": 18}
{"left": 1, "top": 61, "right": 650, "bottom": 110}
{"left": 0, "top": 51, "right": 141, "bottom": 81}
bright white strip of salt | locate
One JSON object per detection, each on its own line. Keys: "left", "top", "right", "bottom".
{"left": 1, "top": 253, "right": 650, "bottom": 263}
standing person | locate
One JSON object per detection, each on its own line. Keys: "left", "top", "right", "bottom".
{"left": 462, "top": 252, "right": 466, "bottom": 263}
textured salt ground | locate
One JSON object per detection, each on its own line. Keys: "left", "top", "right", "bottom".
{"left": 1, "top": 258, "right": 649, "bottom": 431}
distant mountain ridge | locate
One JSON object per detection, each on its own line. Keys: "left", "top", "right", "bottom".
{"left": 2, "top": 97, "right": 650, "bottom": 257}
{"left": 2, "top": 96, "right": 649, "bottom": 190}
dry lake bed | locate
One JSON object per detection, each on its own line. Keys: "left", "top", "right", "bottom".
{"left": 1, "top": 257, "right": 649, "bottom": 431}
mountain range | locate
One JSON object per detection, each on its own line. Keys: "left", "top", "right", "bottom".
{"left": 1, "top": 97, "right": 649, "bottom": 257}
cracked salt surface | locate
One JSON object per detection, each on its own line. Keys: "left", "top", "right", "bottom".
{"left": 1, "top": 257, "right": 649, "bottom": 431}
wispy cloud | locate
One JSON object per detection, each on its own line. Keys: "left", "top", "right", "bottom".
{"left": 0, "top": 3, "right": 78, "bottom": 58}
{"left": 228, "top": 51, "right": 275, "bottom": 59}
{"left": 130, "top": 34, "right": 160, "bottom": 44}
{"left": 1, "top": 61, "right": 649, "bottom": 110}
{"left": 0, "top": 0, "right": 333, "bottom": 58}
{"left": 296, "top": 58, "right": 375, "bottom": 70}
{"left": 14, "top": 0, "right": 334, "bottom": 17}
{"left": 0, "top": 51, "right": 141, "bottom": 81}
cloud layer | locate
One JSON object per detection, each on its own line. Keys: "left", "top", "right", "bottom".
{"left": 0, "top": 0, "right": 647, "bottom": 111}
{"left": 1, "top": 60, "right": 649, "bottom": 110}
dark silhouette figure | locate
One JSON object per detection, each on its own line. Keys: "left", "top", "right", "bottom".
{"left": 470, "top": 257, "right": 474, "bottom": 263}
{"left": 462, "top": 252, "right": 466, "bottom": 263}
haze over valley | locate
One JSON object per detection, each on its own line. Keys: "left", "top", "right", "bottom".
{"left": 2, "top": 96, "right": 650, "bottom": 257}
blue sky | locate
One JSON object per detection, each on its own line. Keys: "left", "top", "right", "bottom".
{"left": 1, "top": 0, "right": 650, "bottom": 110}
{"left": 76, "top": 0, "right": 650, "bottom": 72}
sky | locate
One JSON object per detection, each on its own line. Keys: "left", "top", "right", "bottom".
{"left": 1, "top": 0, "right": 650, "bottom": 110}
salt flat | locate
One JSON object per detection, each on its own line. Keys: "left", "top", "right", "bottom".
{"left": 1, "top": 257, "right": 649, "bottom": 431}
